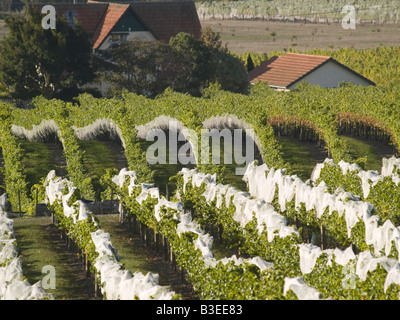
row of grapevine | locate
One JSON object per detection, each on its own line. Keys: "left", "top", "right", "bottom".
{"left": 176, "top": 162, "right": 400, "bottom": 299}
{"left": 0, "top": 194, "right": 51, "bottom": 300}
{"left": 243, "top": 160, "right": 400, "bottom": 255}
{"left": 109, "top": 168, "right": 324, "bottom": 300}
{"left": 6, "top": 81, "right": 400, "bottom": 198}
{"left": 43, "top": 170, "right": 176, "bottom": 300}
{"left": 313, "top": 156, "right": 400, "bottom": 225}
{"left": 0, "top": 106, "right": 32, "bottom": 214}
{"left": 1, "top": 82, "right": 400, "bottom": 299}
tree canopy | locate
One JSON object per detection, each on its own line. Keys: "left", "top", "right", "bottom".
{"left": 0, "top": 5, "right": 94, "bottom": 100}
{"left": 98, "top": 28, "right": 249, "bottom": 97}
{"left": 96, "top": 40, "right": 181, "bottom": 97}
{"left": 0, "top": 7, "right": 248, "bottom": 100}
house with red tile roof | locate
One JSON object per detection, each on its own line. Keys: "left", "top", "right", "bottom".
{"left": 248, "top": 53, "right": 375, "bottom": 90}
{"left": 54, "top": 1, "right": 201, "bottom": 51}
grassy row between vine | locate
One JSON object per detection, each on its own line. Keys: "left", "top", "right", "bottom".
{"left": 42, "top": 171, "right": 177, "bottom": 300}
{"left": 0, "top": 212, "right": 52, "bottom": 300}
{"left": 12, "top": 216, "right": 97, "bottom": 300}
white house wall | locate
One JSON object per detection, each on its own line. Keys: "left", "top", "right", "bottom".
{"left": 290, "top": 61, "right": 372, "bottom": 89}
{"left": 98, "top": 31, "right": 157, "bottom": 51}
{"left": 127, "top": 31, "right": 156, "bottom": 42}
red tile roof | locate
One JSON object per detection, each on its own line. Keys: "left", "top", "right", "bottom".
{"left": 55, "top": 3, "right": 108, "bottom": 36}
{"left": 55, "top": 1, "right": 201, "bottom": 50}
{"left": 92, "top": 3, "right": 130, "bottom": 49}
{"left": 249, "top": 53, "right": 331, "bottom": 88}
{"left": 131, "top": 2, "right": 202, "bottom": 42}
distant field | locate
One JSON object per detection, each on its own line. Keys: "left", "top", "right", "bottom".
{"left": 2, "top": 16, "right": 399, "bottom": 54}
{"left": 201, "top": 19, "right": 400, "bottom": 54}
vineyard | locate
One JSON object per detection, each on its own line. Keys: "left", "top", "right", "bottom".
{"left": 195, "top": 0, "right": 400, "bottom": 23}
{"left": 1, "top": 80, "right": 400, "bottom": 300}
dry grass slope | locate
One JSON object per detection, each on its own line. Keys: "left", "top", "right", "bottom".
{"left": 201, "top": 19, "right": 400, "bottom": 54}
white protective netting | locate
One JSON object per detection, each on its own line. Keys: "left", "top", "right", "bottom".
{"left": 244, "top": 160, "right": 400, "bottom": 256}
{"left": 0, "top": 210, "right": 52, "bottom": 300}
{"left": 244, "top": 160, "right": 400, "bottom": 293}
{"left": 44, "top": 170, "right": 175, "bottom": 300}
{"left": 111, "top": 168, "right": 285, "bottom": 297}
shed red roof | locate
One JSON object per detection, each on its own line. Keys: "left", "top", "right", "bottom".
{"left": 248, "top": 53, "right": 331, "bottom": 88}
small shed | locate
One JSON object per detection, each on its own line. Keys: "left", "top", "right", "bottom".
{"left": 248, "top": 52, "right": 375, "bottom": 90}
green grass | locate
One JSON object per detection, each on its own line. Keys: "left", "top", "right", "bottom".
{"left": 95, "top": 214, "right": 163, "bottom": 274}
{"left": 78, "top": 139, "right": 127, "bottom": 193}
{"left": 95, "top": 214, "right": 196, "bottom": 299}
{"left": 220, "top": 164, "right": 247, "bottom": 191}
{"left": 275, "top": 135, "right": 392, "bottom": 178}
{"left": 138, "top": 139, "right": 192, "bottom": 196}
{"left": 275, "top": 136, "right": 327, "bottom": 180}
{"left": 341, "top": 136, "right": 391, "bottom": 171}
{"left": 138, "top": 135, "right": 252, "bottom": 193}
{"left": 20, "top": 140, "right": 58, "bottom": 189}
{"left": 13, "top": 216, "right": 96, "bottom": 300}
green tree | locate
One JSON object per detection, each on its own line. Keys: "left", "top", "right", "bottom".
{"left": 169, "top": 32, "right": 212, "bottom": 96}
{"left": 0, "top": 5, "right": 94, "bottom": 100}
{"left": 200, "top": 27, "right": 249, "bottom": 93}
{"left": 170, "top": 31, "right": 249, "bottom": 96}
{"left": 99, "top": 30, "right": 249, "bottom": 97}
{"left": 96, "top": 40, "right": 179, "bottom": 97}
{"left": 210, "top": 50, "right": 249, "bottom": 94}
{"left": 200, "top": 25, "right": 227, "bottom": 54}
{"left": 247, "top": 54, "right": 255, "bottom": 72}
